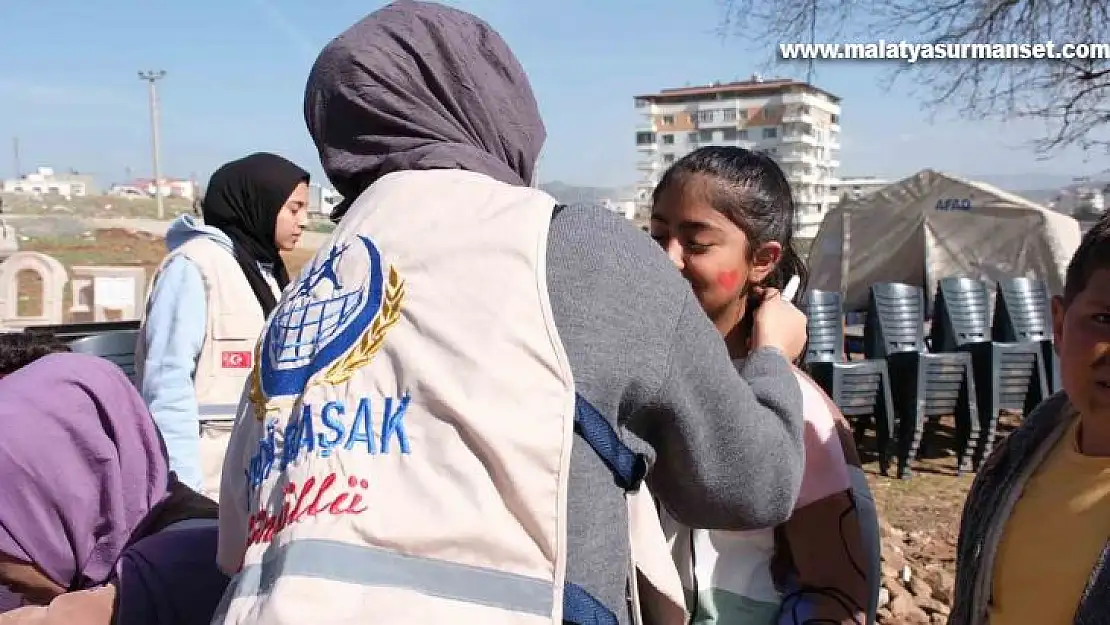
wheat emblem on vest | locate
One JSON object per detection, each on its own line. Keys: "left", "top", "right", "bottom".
{"left": 321, "top": 265, "right": 404, "bottom": 385}
{"left": 249, "top": 235, "right": 404, "bottom": 417}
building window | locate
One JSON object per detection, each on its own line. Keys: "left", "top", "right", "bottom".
{"left": 636, "top": 131, "right": 655, "bottom": 145}
{"left": 738, "top": 110, "right": 748, "bottom": 120}
{"left": 831, "top": 114, "right": 839, "bottom": 124}
{"left": 688, "top": 132, "right": 699, "bottom": 143}
{"left": 635, "top": 98, "right": 648, "bottom": 108}
{"left": 722, "top": 128, "right": 738, "bottom": 141}
{"left": 663, "top": 154, "right": 676, "bottom": 164}
{"left": 661, "top": 133, "right": 675, "bottom": 145}
{"left": 738, "top": 129, "right": 749, "bottom": 140}
{"left": 763, "top": 127, "right": 778, "bottom": 139}
{"left": 699, "top": 110, "right": 715, "bottom": 123}
{"left": 723, "top": 109, "right": 737, "bottom": 122}
{"left": 662, "top": 114, "right": 675, "bottom": 125}
{"left": 699, "top": 129, "right": 714, "bottom": 142}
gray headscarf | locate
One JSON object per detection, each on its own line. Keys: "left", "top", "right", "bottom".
{"left": 304, "top": 0, "right": 546, "bottom": 220}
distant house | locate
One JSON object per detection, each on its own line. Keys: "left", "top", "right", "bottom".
{"left": 111, "top": 178, "right": 197, "bottom": 201}
{"left": 1, "top": 167, "right": 99, "bottom": 198}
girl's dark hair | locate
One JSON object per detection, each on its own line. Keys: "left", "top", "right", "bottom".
{"left": 653, "top": 146, "right": 808, "bottom": 294}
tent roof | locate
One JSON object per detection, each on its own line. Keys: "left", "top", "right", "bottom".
{"left": 808, "top": 168, "right": 1083, "bottom": 311}
{"left": 835, "top": 168, "right": 1046, "bottom": 213}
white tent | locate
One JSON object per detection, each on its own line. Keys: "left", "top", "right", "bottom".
{"left": 807, "top": 169, "right": 1082, "bottom": 311}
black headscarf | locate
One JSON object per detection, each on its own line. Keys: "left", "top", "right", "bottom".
{"left": 201, "top": 152, "right": 309, "bottom": 316}
{"left": 303, "top": 0, "right": 545, "bottom": 221}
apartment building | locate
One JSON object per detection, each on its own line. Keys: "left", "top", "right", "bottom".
{"left": 634, "top": 76, "right": 841, "bottom": 239}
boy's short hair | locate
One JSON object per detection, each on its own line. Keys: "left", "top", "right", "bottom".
{"left": 0, "top": 331, "right": 71, "bottom": 376}
{"left": 1064, "top": 213, "right": 1110, "bottom": 305}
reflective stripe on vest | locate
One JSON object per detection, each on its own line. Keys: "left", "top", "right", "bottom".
{"left": 199, "top": 403, "right": 240, "bottom": 418}
{"left": 221, "top": 539, "right": 553, "bottom": 615}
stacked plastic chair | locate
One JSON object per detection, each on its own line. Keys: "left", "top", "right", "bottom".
{"left": 864, "top": 283, "right": 980, "bottom": 479}
{"left": 931, "top": 277, "right": 1048, "bottom": 468}
{"left": 801, "top": 289, "right": 896, "bottom": 476}
{"left": 992, "top": 277, "right": 1061, "bottom": 394}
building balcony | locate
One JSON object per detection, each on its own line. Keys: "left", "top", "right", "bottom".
{"left": 778, "top": 151, "right": 817, "bottom": 165}
{"left": 828, "top": 123, "right": 841, "bottom": 133}
{"left": 781, "top": 111, "right": 815, "bottom": 125}
{"left": 636, "top": 142, "right": 658, "bottom": 152}
{"left": 826, "top": 159, "right": 841, "bottom": 169}
{"left": 781, "top": 133, "right": 818, "bottom": 146}
{"left": 787, "top": 172, "right": 820, "bottom": 186}
{"left": 637, "top": 160, "right": 661, "bottom": 172}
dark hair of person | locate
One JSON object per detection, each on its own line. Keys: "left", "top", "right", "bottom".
{"left": 0, "top": 331, "right": 71, "bottom": 376}
{"left": 1063, "top": 212, "right": 1110, "bottom": 305}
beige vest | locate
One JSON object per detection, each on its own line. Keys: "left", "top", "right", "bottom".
{"left": 213, "top": 170, "right": 684, "bottom": 625}
{"left": 137, "top": 237, "right": 276, "bottom": 497}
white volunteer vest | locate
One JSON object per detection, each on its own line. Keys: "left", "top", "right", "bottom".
{"left": 214, "top": 170, "right": 685, "bottom": 625}
{"left": 137, "top": 236, "right": 276, "bottom": 497}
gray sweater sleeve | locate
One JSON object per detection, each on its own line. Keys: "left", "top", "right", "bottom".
{"left": 628, "top": 291, "right": 806, "bottom": 531}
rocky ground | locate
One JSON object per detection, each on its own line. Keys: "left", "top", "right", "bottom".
{"left": 863, "top": 414, "right": 1021, "bottom": 624}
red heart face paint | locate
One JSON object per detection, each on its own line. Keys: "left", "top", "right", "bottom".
{"left": 716, "top": 270, "right": 742, "bottom": 291}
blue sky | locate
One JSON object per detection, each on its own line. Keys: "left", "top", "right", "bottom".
{"left": 0, "top": 0, "right": 1104, "bottom": 190}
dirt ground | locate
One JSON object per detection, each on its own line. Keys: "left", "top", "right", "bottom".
{"left": 861, "top": 412, "right": 1021, "bottom": 585}
{"left": 19, "top": 228, "right": 1019, "bottom": 590}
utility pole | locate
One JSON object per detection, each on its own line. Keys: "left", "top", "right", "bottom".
{"left": 11, "top": 137, "right": 21, "bottom": 179}
{"left": 138, "top": 70, "right": 167, "bottom": 219}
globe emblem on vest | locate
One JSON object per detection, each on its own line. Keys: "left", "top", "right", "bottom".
{"left": 250, "top": 234, "right": 405, "bottom": 407}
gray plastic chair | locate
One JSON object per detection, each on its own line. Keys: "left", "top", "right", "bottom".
{"left": 992, "top": 277, "right": 1061, "bottom": 394}
{"left": 931, "top": 277, "right": 1048, "bottom": 468}
{"left": 864, "top": 283, "right": 979, "bottom": 479}
{"left": 68, "top": 329, "right": 140, "bottom": 385}
{"left": 802, "top": 289, "right": 896, "bottom": 475}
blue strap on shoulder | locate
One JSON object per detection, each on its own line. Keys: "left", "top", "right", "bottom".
{"left": 573, "top": 394, "right": 647, "bottom": 492}
{"left": 562, "top": 394, "right": 646, "bottom": 624}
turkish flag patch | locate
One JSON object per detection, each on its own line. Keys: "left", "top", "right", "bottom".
{"left": 221, "top": 351, "right": 252, "bottom": 369}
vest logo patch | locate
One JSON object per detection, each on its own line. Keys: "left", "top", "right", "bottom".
{"left": 248, "top": 235, "right": 405, "bottom": 417}
{"left": 221, "top": 350, "right": 252, "bottom": 369}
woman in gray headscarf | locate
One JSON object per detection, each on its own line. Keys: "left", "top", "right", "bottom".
{"left": 214, "top": 3, "right": 808, "bottom": 625}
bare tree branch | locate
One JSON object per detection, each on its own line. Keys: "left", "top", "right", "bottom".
{"left": 719, "top": 0, "right": 1110, "bottom": 156}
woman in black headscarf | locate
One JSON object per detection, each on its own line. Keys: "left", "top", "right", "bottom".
{"left": 135, "top": 152, "right": 310, "bottom": 499}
